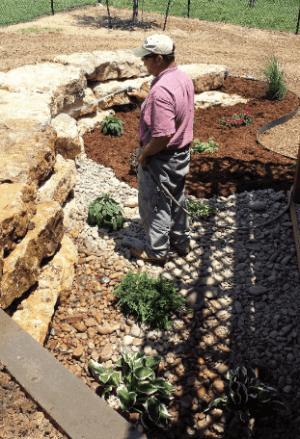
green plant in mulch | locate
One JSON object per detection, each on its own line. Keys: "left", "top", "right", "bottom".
{"left": 113, "top": 270, "right": 192, "bottom": 330}
{"left": 187, "top": 199, "right": 217, "bottom": 223}
{"left": 218, "top": 107, "right": 253, "bottom": 128}
{"left": 102, "top": 114, "right": 125, "bottom": 137}
{"left": 204, "top": 365, "right": 290, "bottom": 430}
{"left": 89, "top": 351, "right": 175, "bottom": 429}
{"left": 87, "top": 193, "right": 124, "bottom": 231}
{"left": 260, "top": 53, "right": 288, "bottom": 101}
{"left": 191, "top": 137, "right": 219, "bottom": 153}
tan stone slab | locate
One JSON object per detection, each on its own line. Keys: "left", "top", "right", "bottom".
{"left": 63, "top": 87, "right": 98, "bottom": 119}
{"left": 194, "top": 91, "right": 249, "bottom": 110}
{"left": 0, "top": 183, "right": 36, "bottom": 251}
{"left": 91, "top": 76, "right": 152, "bottom": 110}
{"left": 54, "top": 52, "right": 99, "bottom": 77}
{"left": 0, "top": 202, "right": 64, "bottom": 309}
{"left": 0, "top": 128, "right": 56, "bottom": 187}
{"left": 36, "top": 155, "right": 76, "bottom": 206}
{"left": 0, "top": 89, "right": 52, "bottom": 131}
{"left": 179, "top": 63, "right": 229, "bottom": 93}
{"left": 12, "top": 235, "right": 78, "bottom": 345}
{"left": 51, "top": 113, "right": 83, "bottom": 159}
{"left": 0, "top": 63, "right": 87, "bottom": 117}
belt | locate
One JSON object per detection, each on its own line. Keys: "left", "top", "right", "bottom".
{"left": 139, "top": 141, "right": 190, "bottom": 154}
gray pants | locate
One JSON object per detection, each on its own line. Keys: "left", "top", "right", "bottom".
{"left": 137, "top": 147, "right": 191, "bottom": 259}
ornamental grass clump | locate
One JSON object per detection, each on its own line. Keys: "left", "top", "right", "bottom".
{"left": 113, "top": 270, "right": 192, "bottom": 330}
{"left": 204, "top": 365, "right": 290, "bottom": 427}
{"left": 102, "top": 114, "right": 125, "bottom": 137}
{"left": 87, "top": 193, "right": 124, "bottom": 231}
{"left": 89, "top": 351, "right": 175, "bottom": 429}
{"left": 260, "top": 53, "right": 288, "bottom": 101}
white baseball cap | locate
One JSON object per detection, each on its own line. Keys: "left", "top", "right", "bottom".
{"left": 132, "top": 34, "right": 174, "bottom": 57}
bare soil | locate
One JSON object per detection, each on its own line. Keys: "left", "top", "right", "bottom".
{"left": 1, "top": 5, "right": 300, "bottom": 439}
{"left": 84, "top": 75, "right": 300, "bottom": 198}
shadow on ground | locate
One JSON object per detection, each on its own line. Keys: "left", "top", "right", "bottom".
{"left": 75, "top": 13, "right": 161, "bottom": 31}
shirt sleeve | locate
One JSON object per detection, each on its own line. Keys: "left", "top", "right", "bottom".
{"left": 146, "top": 89, "right": 176, "bottom": 138}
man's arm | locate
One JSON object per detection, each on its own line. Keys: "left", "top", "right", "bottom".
{"left": 137, "top": 135, "right": 173, "bottom": 168}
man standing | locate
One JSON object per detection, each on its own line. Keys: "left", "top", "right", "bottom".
{"left": 129, "top": 34, "right": 194, "bottom": 264}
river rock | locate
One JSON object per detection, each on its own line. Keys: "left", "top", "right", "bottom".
{"left": 249, "top": 201, "right": 266, "bottom": 211}
{"left": 0, "top": 202, "right": 64, "bottom": 309}
{"left": 249, "top": 286, "right": 267, "bottom": 296}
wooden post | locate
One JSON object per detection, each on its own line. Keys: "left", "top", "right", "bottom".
{"left": 293, "top": 144, "right": 300, "bottom": 203}
{"left": 163, "top": 0, "right": 172, "bottom": 31}
{"left": 51, "top": 0, "right": 54, "bottom": 15}
{"left": 296, "top": 5, "right": 300, "bottom": 35}
{"left": 187, "top": 0, "right": 191, "bottom": 18}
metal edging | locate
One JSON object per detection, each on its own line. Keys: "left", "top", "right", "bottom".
{"left": 227, "top": 73, "right": 300, "bottom": 160}
{"left": 288, "top": 190, "right": 300, "bottom": 276}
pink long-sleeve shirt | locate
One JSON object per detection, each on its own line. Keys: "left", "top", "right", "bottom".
{"left": 138, "top": 63, "right": 194, "bottom": 149}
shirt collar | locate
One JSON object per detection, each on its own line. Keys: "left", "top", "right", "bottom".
{"left": 151, "top": 63, "right": 178, "bottom": 87}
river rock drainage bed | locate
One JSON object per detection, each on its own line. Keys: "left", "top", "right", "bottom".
{"left": 44, "top": 154, "right": 300, "bottom": 439}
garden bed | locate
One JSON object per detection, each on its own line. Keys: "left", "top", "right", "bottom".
{"left": 83, "top": 75, "right": 300, "bottom": 198}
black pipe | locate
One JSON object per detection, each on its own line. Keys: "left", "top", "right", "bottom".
{"left": 163, "top": 0, "right": 172, "bottom": 31}
{"left": 296, "top": 4, "right": 300, "bottom": 34}
{"left": 51, "top": 0, "right": 54, "bottom": 15}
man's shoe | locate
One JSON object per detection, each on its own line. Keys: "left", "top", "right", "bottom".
{"left": 130, "top": 247, "right": 168, "bottom": 264}
{"left": 173, "top": 245, "right": 190, "bottom": 256}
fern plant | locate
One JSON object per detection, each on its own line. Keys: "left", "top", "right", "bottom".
{"left": 102, "top": 114, "right": 125, "bottom": 137}
{"left": 87, "top": 193, "right": 124, "bottom": 231}
{"left": 89, "top": 351, "right": 175, "bottom": 429}
{"left": 113, "top": 270, "right": 192, "bottom": 330}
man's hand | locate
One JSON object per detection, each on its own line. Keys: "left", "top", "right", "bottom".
{"left": 137, "top": 150, "right": 147, "bottom": 168}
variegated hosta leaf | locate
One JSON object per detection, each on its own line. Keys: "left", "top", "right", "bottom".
{"left": 235, "top": 365, "right": 248, "bottom": 386}
{"left": 134, "top": 366, "right": 155, "bottom": 381}
{"left": 117, "top": 389, "right": 137, "bottom": 411}
{"left": 103, "top": 385, "right": 113, "bottom": 396}
{"left": 204, "top": 396, "right": 228, "bottom": 413}
{"left": 151, "top": 379, "right": 175, "bottom": 395}
{"left": 146, "top": 397, "right": 161, "bottom": 425}
{"left": 136, "top": 381, "right": 158, "bottom": 395}
{"left": 110, "top": 371, "right": 122, "bottom": 388}
{"left": 144, "top": 355, "right": 162, "bottom": 370}
{"left": 159, "top": 402, "right": 173, "bottom": 420}
{"left": 88, "top": 360, "right": 106, "bottom": 376}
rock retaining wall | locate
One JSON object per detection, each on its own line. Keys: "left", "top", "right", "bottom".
{"left": 0, "top": 48, "right": 250, "bottom": 345}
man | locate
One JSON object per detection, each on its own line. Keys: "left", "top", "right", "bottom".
{"left": 129, "top": 34, "right": 194, "bottom": 264}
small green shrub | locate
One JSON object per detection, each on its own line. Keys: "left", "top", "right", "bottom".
{"left": 89, "top": 351, "right": 175, "bottom": 429}
{"left": 191, "top": 137, "right": 218, "bottom": 154}
{"left": 87, "top": 193, "right": 124, "bottom": 231}
{"left": 187, "top": 199, "right": 217, "bottom": 223}
{"left": 113, "top": 270, "right": 192, "bottom": 330}
{"left": 260, "top": 53, "right": 288, "bottom": 101}
{"left": 204, "top": 365, "right": 290, "bottom": 425}
{"left": 102, "top": 114, "right": 125, "bottom": 137}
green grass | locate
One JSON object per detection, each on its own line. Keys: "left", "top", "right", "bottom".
{"left": 0, "top": 0, "right": 299, "bottom": 34}
{"left": 16, "top": 26, "right": 62, "bottom": 33}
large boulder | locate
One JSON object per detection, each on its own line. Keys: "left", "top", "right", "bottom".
{"left": 0, "top": 89, "right": 52, "bottom": 131}
{"left": 194, "top": 91, "right": 249, "bottom": 110}
{"left": 12, "top": 235, "right": 78, "bottom": 346}
{"left": 51, "top": 113, "right": 83, "bottom": 159}
{"left": 63, "top": 87, "right": 98, "bottom": 119}
{"left": 91, "top": 76, "right": 152, "bottom": 110}
{"left": 0, "top": 128, "right": 56, "bottom": 188}
{"left": 0, "top": 63, "right": 87, "bottom": 117}
{"left": 0, "top": 202, "right": 64, "bottom": 309}
{"left": 36, "top": 154, "right": 76, "bottom": 206}
{"left": 0, "top": 183, "right": 36, "bottom": 252}
{"left": 179, "top": 64, "right": 229, "bottom": 93}
{"left": 55, "top": 50, "right": 148, "bottom": 81}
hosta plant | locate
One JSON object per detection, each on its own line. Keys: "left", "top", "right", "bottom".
{"left": 87, "top": 193, "right": 124, "bottom": 231}
{"left": 204, "top": 365, "right": 289, "bottom": 425}
{"left": 218, "top": 107, "right": 253, "bottom": 127}
{"left": 187, "top": 199, "right": 217, "bottom": 223}
{"left": 113, "top": 270, "right": 192, "bottom": 330}
{"left": 191, "top": 137, "right": 218, "bottom": 154}
{"left": 102, "top": 114, "right": 125, "bottom": 137}
{"left": 89, "top": 351, "right": 175, "bottom": 429}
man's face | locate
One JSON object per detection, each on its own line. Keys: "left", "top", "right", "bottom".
{"left": 142, "top": 54, "right": 163, "bottom": 77}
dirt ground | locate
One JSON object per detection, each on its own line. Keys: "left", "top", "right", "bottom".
{"left": 1, "top": 5, "right": 300, "bottom": 439}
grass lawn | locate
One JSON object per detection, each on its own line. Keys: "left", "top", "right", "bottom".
{"left": 0, "top": 0, "right": 299, "bottom": 34}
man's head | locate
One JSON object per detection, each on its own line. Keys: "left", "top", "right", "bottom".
{"left": 132, "top": 34, "right": 176, "bottom": 77}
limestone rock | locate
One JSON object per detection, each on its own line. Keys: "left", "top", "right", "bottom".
{"left": 179, "top": 63, "right": 229, "bottom": 93}
{"left": 0, "top": 202, "right": 64, "bottom": 309}
{"left": 62, "top": 87, "right": 98, "bottom": 119}
{"left": 91, "top": 76, "right": 152, "bottom": 110}
{"left": 0, "top": 63, "right": 87, "bottom": 117}
{"left": 90, "top": 49, "right": 149, "bottom": 81}
{"left": 54, "top": 52, "right": 99, "bottom": 78}
{"left": 0, "top": 128, "right": 56, "bottom": 188}
{"left": 51, "top": 113, "right": 83, "bottom": 159}
{"left": 76, "top": 109, "right": 115, "bottom": 137}
{"left": 0, "top": 183, "right": 36, "bottom": 251}
{"left": 11, "top": 235, "right": 78, "bottom": 345}
{"left": 194, "top": 92, "right": 249, "bottom": 110}
{"left": 36, "top": 154, "right": 76, "bottom": 206}
{"left": 0, "top": 89, "right": 52, "bottom": 131}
